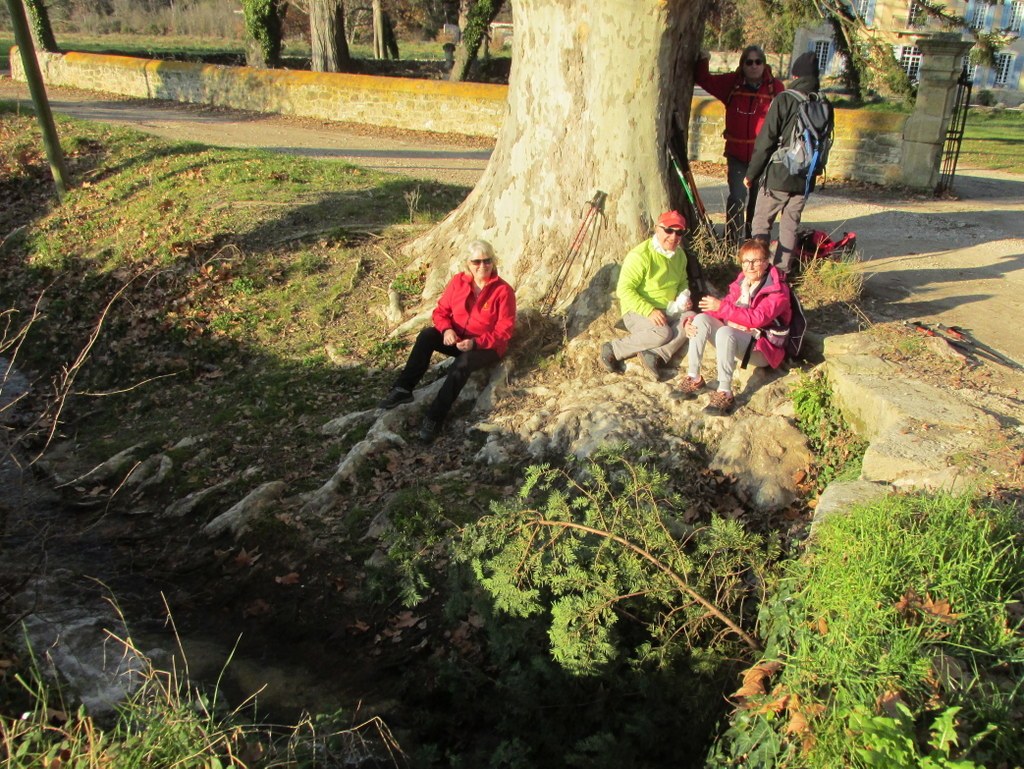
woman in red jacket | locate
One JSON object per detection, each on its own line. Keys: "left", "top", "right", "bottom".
{"left": 695, "top": 46, "right": 784, "bottom": 242}
{"left": 677, "top": 239, "right": 791, "bottom": 415}
{"left": 378, "top": 240, "right": 517, "bottom": 443}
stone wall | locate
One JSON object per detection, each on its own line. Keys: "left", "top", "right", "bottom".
{"left": 689, "top": 96, "right": 907, "bottom": 185}
{"left": 11, "top": 49, "right": 907, "bottom": 184}
{"left": 10, "top": 49, "right": 508, "bottom": 139}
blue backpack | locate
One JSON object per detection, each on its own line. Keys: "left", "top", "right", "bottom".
{"left": 771, "top": 91, "right": 834, "bottom": 196}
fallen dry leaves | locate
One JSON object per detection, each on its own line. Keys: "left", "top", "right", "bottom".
{"left": 894, "top": 589, "right": 959, "bottom": 626}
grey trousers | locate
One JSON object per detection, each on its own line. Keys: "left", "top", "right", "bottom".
{"left": 751, "top": 187, "right": 808, "bottom": 275}
{"left": 726, "top": 156, "right": 756, "bottom": 242}
{"left": 611, "top": 311, "right": 694, "bottom": 364}
{"left": 686, "top": 314, "right": 769, "bottom": 393}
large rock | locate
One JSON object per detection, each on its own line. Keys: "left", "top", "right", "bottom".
{"left": 824, "top": 333, "right": 1001, "bottom": 491}
{"left": 711, "top": 415, "right": 813, "bottom": 511}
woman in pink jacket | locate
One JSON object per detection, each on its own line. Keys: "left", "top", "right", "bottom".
{"left": 696, "top": 46, "right": 785, "bottom": 242}
{"left": 677, "top": 239, "right": 791, "bottom": 415}
{"left": 378, "top": 240, "right": 517, "bottom": 442}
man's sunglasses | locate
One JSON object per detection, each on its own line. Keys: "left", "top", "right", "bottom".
{"left": 660, "top": 226, "right": 685, "bottom": 236}
{"left": 745, "top": 58, "right": 764, "bottom": 66}
{"left": 469, "top": 258, "right": 493, "bottom": 265}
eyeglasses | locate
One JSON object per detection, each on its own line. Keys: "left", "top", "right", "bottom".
{"left": 745, "top": 58, "right": 764, "bottom": 66}
{"left": 659, "top": 226, "right": 685, "bottom": 236}
{"left": 469, "top": 258, "right": 493, "bottom": 265}
{"left": 741, "top": 259, "right": 766, "bottom": 267}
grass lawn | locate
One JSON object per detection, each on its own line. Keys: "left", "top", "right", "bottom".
{"left": 960, "top": 107, "right": 1024, "bottom": 174}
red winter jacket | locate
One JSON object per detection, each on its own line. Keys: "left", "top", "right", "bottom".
{"left": 432, "top": 272, "right": 517, "bottom": 357}
{"left": 695, "top": 57, "right": 784, "bottom": 164}
{"left": 708, "top": 265, "right": 792, "bottom": 369}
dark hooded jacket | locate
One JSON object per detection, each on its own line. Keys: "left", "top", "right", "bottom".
{"left": 695, "top": 53, "right": 784, "bottom": 165}
{"left": 745, "top": 66, "right": 822, "bottom": 194}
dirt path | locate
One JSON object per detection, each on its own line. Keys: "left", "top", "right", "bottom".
{"left": 3, "top": 74, "right": 1023, "bottom": 370}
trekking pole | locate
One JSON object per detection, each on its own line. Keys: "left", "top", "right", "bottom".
{"left": 541, "top": 190, "right": 607, "bottom": 316}
{"left": 666, "top": 145, "right": 716, "bottom": 241}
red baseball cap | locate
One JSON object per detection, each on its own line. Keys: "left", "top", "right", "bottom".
{"left": 657, "top": 210, "right": 687, "bottom": 230}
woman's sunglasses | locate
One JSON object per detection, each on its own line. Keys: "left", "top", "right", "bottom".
{"left": 469, "top": 258, "right": 493, "bottom": 265}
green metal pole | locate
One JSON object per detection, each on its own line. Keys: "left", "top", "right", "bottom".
{"left": 6, "top": 0, "right": 71, "bottom": 202}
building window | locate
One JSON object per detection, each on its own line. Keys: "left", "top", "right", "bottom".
{"left": 1008, "top": 1, "right": 1024, "bottom": 33}
{"left": 898, "top": 45, "right": 923, "bottom": 82}
{"left": 993, "top": 52, "right": 1014, "bottom": 86}
{"left": 965, "top": 58, "right": 977, "bottom": 83}
{"left": 907, "top": 0, "right": 925, "bottom": 28}
{"left": 814, "top": 40, "right": 833, "bottom": 74}
{"left": 968, "top": 1, "right": 991, "bottom": 30}
{"left": 856, "top": 0, "right": 877, "bottom": 23}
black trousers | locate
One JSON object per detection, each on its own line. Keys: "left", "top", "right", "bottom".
{"left": 394, "top": 327, "right": 500, "bottom": 421}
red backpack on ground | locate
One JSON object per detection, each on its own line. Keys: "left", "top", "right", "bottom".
{"left": 795, "top": 229, "right": 857, "bottom": 266}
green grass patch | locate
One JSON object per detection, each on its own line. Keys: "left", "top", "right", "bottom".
{"left": 791, "top": 370, "right": 868, "bottom": 491}
{"left": 0, "top": 110, "right": 469, "bottom": 498}
{"left": 709, "top": 492, "right": 1024, "bottom": 768}
{"left": 960, "top": 108, "right": 1024, "bottom": 174}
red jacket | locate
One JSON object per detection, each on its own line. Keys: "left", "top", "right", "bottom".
{"left": 696, "top": 58, "right": 784, "bottom": 164}
{"left": 709, "top": 265, "right": 792, "bottom": 369}
{"left": 432, "top": 272, "right": 517, "bottom": 357}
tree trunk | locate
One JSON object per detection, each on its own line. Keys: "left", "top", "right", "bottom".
{"left": 310, "top": 0, "right": 352, "bottom": 72}
{"left": 242, "top": 0, "right": 288, "bottom": 69}
{"left": 372, "top": 0, "right": 384, "bottom": 59}
{"left": 406, "top": 0, "right": 709, "bottom": 316}
{"left": 23, "top": 0, "right": 59, "bottom": 52}
{"left": 448, "top": 0, "right": 503, "bottom": 82}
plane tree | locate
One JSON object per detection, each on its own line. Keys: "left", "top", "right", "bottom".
{"left": 405, "top": 0, "right": 714, "bottom": 317}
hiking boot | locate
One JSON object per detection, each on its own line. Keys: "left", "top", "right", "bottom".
{"left": 675, "top": 375, "right": 706, "bottom": 400}
{"left": 599, "top": 342, "right": 623, "bottom": 374}
{"left": 378, "top": 387, "right": 413, "bottom": 410}
{"left": 418, "top": 417, "right": 441, "bottom": 444}
{"left": 638, "top": 351, "right": 662, "bottom": 381}
{"left": 704, "top": 390, "right": 736, "bottom": 416}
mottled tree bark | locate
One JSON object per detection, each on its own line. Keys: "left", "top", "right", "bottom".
{"left": 406, "top": 0, "right": 710, "bottom": 314}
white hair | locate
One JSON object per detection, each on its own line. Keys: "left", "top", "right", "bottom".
{"left": 467, "top": 239, "right": 495, "bottom": 261}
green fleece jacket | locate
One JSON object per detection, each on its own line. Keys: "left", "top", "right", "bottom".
{"left": 616, "top": 238, "right": 689, "bottom": 318}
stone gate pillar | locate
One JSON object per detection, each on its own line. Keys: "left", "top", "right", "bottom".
{"left": 900, "top": 34, "right": 973, "bottom": 190}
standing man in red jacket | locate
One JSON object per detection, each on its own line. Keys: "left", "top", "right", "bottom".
{"left": 695, "top": 45, "right": 784, "bottom": 243}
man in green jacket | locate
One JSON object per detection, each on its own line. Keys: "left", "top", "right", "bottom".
{"left": 599, "top": 210, "right": 695, "bottom": 381}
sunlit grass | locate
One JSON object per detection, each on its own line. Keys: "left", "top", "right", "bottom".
{"left": 959, "top": 108, "right": 1024, "bottom": 174}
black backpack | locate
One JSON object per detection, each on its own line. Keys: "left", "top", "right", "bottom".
{"left": 781, "top": 284, "right": 807, "bottom": 360}
{"left": 770, "top": 91, "right": 834, "bottom": 196}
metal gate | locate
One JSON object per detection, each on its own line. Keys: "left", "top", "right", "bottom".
{"left": 935, "top": 64, "right": 973, "bottom": 196}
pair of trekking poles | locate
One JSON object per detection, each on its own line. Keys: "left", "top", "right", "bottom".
{"left": 541, "top": 118, "right": 719, "bottom": 315}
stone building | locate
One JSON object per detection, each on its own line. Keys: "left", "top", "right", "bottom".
{"left": 794, "top": 0, "right": 1024, "bottom": 105}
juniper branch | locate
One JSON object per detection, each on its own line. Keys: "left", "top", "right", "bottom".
{"left": 528, "top": 518, "right": 762, "bottom": 652}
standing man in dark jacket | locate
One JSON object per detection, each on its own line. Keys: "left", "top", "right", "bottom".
{"left": 744, "top": 51, "right": 821, "bottom": 277}
{"left": 696, "top": 45, "right": 784, "bottom": 243}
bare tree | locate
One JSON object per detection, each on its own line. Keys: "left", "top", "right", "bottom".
{"left": 405, "top": 0, "right": 711, "bottom": 319}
